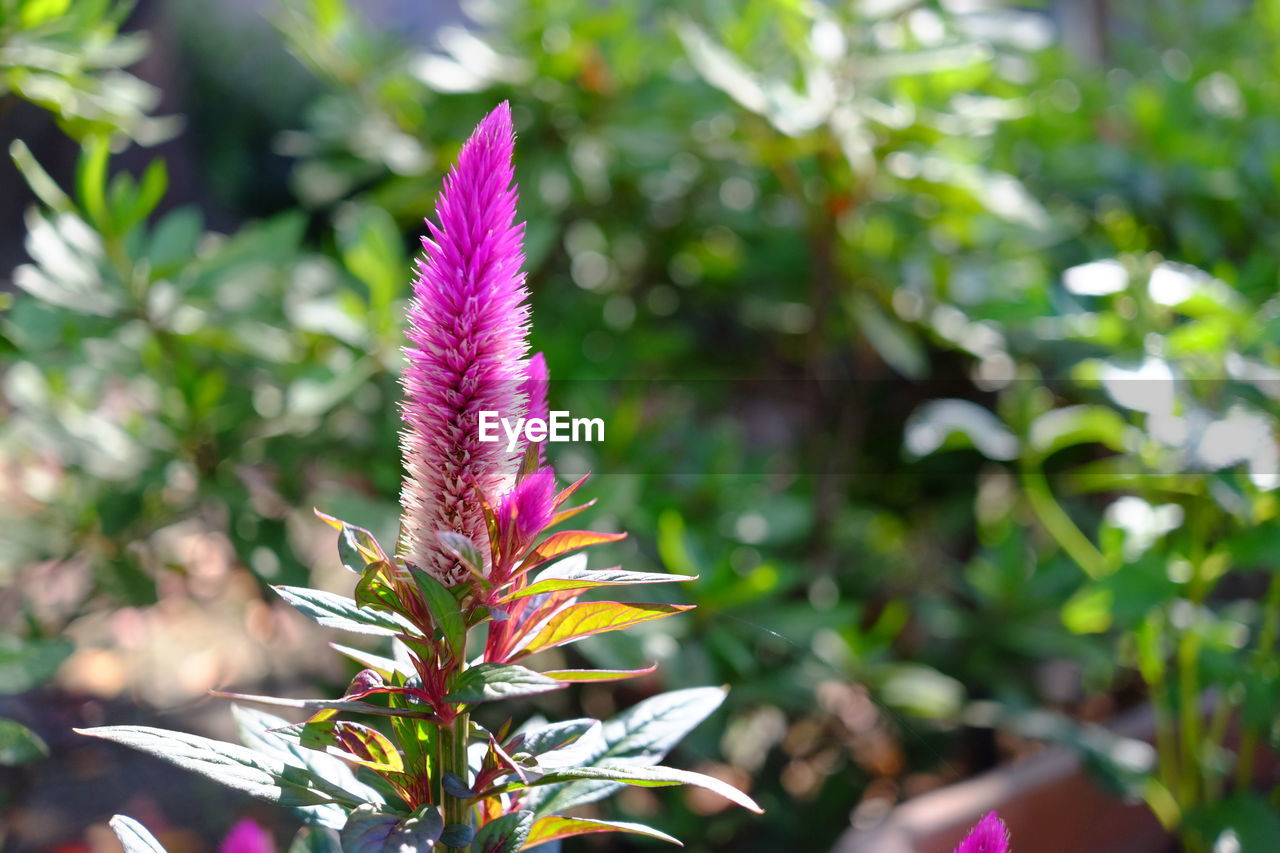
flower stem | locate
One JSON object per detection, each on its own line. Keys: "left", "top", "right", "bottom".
{"left": 442, "top": 712, "right": 472, "bottom": 852}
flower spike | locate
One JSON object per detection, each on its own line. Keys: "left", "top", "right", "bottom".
{"left": 399, "top": 101, "right": 531, "bottom": 586}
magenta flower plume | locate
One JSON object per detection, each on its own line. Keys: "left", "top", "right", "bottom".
{"left": 219, "top": 818, "right": 276, "bottom": 853}
{"left": 496, "top": 466, "right": 557, "bottom": 566}
{"left": 400, "top": 102, "right": 531, "bottom": 585}
{"left": 954, "top": 812, "right": 1009, "bottom": 853}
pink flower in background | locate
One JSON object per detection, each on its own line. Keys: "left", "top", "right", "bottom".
{"left": 218, "top": 818, "right": 275, "bottom": 853}
{"left": 520, "top": 351, "right": 549, "bottom": 463}
{"left": 954, "top": 812, "right": 1009, "bottom": 853}
{"left": 399, "top": 101, "right": 533, "bottom": 585}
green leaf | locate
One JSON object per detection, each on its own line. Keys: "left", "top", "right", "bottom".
{"left": 532, "top": 687, "right": 726, "bottom": 814}
{"left": 232, "top": 705, "right": 384, "bottom": 822}
{"left": 109, "top": 815, "right": 168, "bottom": 853}
{"left": 441, "top": 823, "right": 475, "bottom": 848}
{"left": 315, "top": 510, "right": 391, "bottom": 573}
{"left": 503, "top": 555, "right": 695, "bottom": 601}
{"left": 299, "top": 718, "right": 403, "bottom": 773}
{"left": 518, "top": 601, "right": 693, "bottom": 657}
{"left": 850, "top": 293, "right": 928, "bottom": 380}
{"left": 0, "top": 636, "right": 73, "bottom": 694}
{"left": 445, "top": 664, "right": 566, "bottom": 705}
{"left": 341, "top": 804, "right": 444, "bottom": 853}
{"left": 525, "top": 815, "right": 682, "bottom": 848}
{"left": 1027, "top": 405, "right": 1129, "bottom": 461}
{"left": 435, "top": 531, "right": 487, "bottom": 580}
{"left": 541, "top": 665, "right": 657, "bottom": 683}
{"left": 0, "top": 718, "right": 48, "bottom": 765}
{"left": 19, "top": 0, "right": 72, "bottom": 28}
{"left": 274, "top": 586, "right": 415, "bottom": 636}
{"left": 10, "top": 140, "right": 75, "bottom": 214}
{"left": 76, "top": 725, "right": 363, "bottom": 808}
{"left": 904, "top": 399, "right": 1019, "bottom": 461}
{"left": 410, "top": 567, "right": 466, "bottom": 658}
{"left": 510, "top": 719, "right": 599, "bottom": 758}
{"left": 474, "top": 811, "right": 532, "bottom": 853}
{"left": 121, "top": 159, "right": 167, "bottom": 231}
{"left": 76, "top": 136, "right": 112, "bottom": 232}
{"left": 288, "top": 827, "right": 343, "bottom": 853}
{"left": 522, "top": 764, "right": 761, "bottom": 814}
{"left": 215, "top": 691, "right": 429, "bottom": 720}
{"left": 1185, "top": 794, "right": 1280, "bottom": 852}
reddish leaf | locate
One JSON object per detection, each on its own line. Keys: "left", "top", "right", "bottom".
{"left": 522, "top": 531, "right": 626, "bottom": 570}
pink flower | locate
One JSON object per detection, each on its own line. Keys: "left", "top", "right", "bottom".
{"left": 954, "top": 812, "right": 1009, "bottom": 853}
{"left": 495, "top": 466, "right": 557, "bottom": 574}
{"left": 219, "top": 818, "right": 275, "bottom": 853}
{"left": 399, "top": 102, "right": 532, "bottom": 585}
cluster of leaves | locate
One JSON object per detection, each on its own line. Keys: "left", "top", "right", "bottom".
{"left": 0, "top": 0, "right": 177, "bottom": 143}
{"left": 81, "top": 460, "right": 760, "bottom": 850}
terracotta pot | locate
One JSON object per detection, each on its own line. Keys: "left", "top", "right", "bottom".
{"left": 832, "top": 704, "right": 1173, "bottom": 853}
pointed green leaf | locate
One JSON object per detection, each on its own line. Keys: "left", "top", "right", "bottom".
{"left": 300, "top": 718, "right": 403, "bottom": 772}
{"left": 541, "top": 665, "right": 657, "bottom": 683}
{"left": 532, "top": 687, "right": 727, "bottom": 814}
{"left": 274, "top": 586, "right": 415, "bottom": 636}
{"left": 503, "top": 555, "right": 694, "bottom": 601}
{"left": 232, "top": 705, "right": 384, "bottom": 818}
{"left": 10, "top": 141, "right": 75, "bottom": 214}
{"left": 0, "top": 636, "right": 73, "bottom": 695}
{"left": 445, "top": 664, "right": 566, "bottom": 705}
{"left": 474, "top": 811, "right": 532, "bottom": 853}
{"left": 0, "top": 718, "right": 48, "bottom": 765}
{"left": 524, "top": 815, "right": 682, "bottom": 848}
{"left": 436, "top": 531, "right": 487, "bottom": 580}
{"left": 518, "top": 602, "right": 693, "bottom": 657}
{"left": 215, "top": 691, "right": 429, "bottom": 720}
{"left": 76, "top": 726, "right": 363, "bottom": 808}
{"left": 109, "top": 815, "right": 168, "bottom": 853}
{"left": 526, "top": 764, "right": 760, "bottom": 813}
{"left": 409, "top": 567, "right": 465, "bottom": 657}
{"left": 341, "top": 804, "right": 444, "bottom": 853}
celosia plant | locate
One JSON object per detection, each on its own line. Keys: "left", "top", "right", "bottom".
{"left": 954, "top": 812, "right": 1010, "bottom": 853}
{"left": 79, "top": 103, "right": 760, "bottom": 852}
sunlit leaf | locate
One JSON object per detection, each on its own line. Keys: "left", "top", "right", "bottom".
{"left": 540, "top": 665, "right": 658, "bottom": 683}
{"left": 523, "top": 815, "right": 682, "bottom": 848}
{"left": 410, "top": 566, "right": 465, "bottom": 657}
{"left": 522, "top": 530, "right": 626, "bottom": 569}
{"left": 273, "top": 586, "right": 415, "bottom": 636}
{"left": 518, "top": 601, "right": 693, "bottom": 657}
{"left": 109, "top": 815, "right": 168, "bottom": 853}
{"left": 474, "top": 810, "right": 532, "bottom": 853}
{"left": 76, "top": 726, "right": 363, "bottom": 807}
{"left": 503, "top": 556, "right": 694, "bottom": 601}
{"left": 341, "top": 804, "right": 444, "bottom": 853}
{"left": 300, "top": 718, "right": 403, "bottom": 773}
{"left": 520, "top": 763, "right": 761, "bottom": 814}
{"left": 444, "top": 664, "right": 566, "bottom": 705}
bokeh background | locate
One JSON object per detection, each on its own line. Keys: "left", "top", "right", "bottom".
{"left": 4, "top": 0, "right": 1280, "bottom": 851}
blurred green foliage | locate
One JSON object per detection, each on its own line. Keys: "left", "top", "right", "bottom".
{"left": 5, "top": 0, "right": 1280, "bottom": 850}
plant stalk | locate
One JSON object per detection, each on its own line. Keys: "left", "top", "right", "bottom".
{"left": 441, "top": 712, "right": 472, "bottom": 852}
